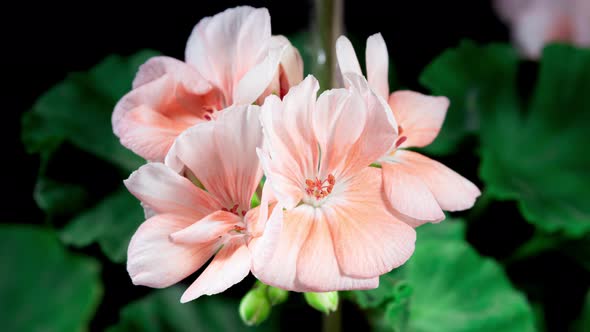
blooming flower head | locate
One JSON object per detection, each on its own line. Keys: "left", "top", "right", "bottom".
{"left": 252, "top": 75, "right": 416, "bottom": 292}
{"left": 336, "top": 34, "right": 480, "bottom": 225}
{"left": 124, "top": 105, "right": 267, "bottom": 302}
{"left": 112, "top": 6, "right": 303, "bottom": 161}
{"left": 494, "top": 0, "right": 590, "bottom": 59}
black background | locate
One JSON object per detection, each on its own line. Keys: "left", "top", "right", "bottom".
{"left": 6, "top": 1, "right": 586, "bottom": 331}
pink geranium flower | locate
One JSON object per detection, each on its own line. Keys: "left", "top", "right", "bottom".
{"left": 336, "top": 34, "right": 480, "bottom": 225}
{"left": 112, "top": 6, "right": 303, "bottom": 161}
{"left": 252, "top": 75, "right": 416, "bottom": 292}
{"left": 494, "top": 0, "right": 590, "bottom": 59}
{"left": 124, "top": 105, "right": 270, "bottom": 302}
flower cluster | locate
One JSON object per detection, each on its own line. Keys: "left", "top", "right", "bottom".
{"left": 113, "top": 6, "right": 480, "bottom": 302}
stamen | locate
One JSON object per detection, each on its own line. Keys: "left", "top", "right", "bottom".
{"left": 395, "top": 136, "right": 407, "bottom": 148}
{"left": 204, "top": 114, "right": 212, "bottom": 121}
{"left": 398, "top": 125, "right": 404, "bottom": 136}
{"left": 304, "top": 174, "right": 336, "bottom": 200}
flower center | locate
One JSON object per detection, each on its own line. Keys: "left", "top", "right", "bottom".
{"left": 222, "top": 203, "right": 246, "bottom": 216}
{"left": 305, "top": 174, "right": 335, "bottom": 200}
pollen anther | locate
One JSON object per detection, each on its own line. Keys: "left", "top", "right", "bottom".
{"left": 305, "top": 174, "right": 335, "bottom": 200}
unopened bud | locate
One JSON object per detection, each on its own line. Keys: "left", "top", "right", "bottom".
{"left": 267, "top": 286, "right": 289, "bottom": 305}
{"left": 239, "top": 288, "right": 271, "bottom": 326}
{"left": 304, "top": 291, "right": 339, "bottom": 314}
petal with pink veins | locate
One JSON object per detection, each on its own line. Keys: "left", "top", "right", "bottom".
{"left": 388, "top": 90, "right": 449, "bottom": 149}
{"left": 297, "top": 206, "right": 379, "bottom": 291}
{"left": 185, "top": 6, "right": 271, "bottom": 104}
{"left": 381, "top": 161, "right": 445, "bottom": 223}
{"left": 314, "top": 88, "right": 366, "bottom": 178}
{"left": 124, "top": 163, "right": 222, "bottom": 219}
{"left": 394, "top": 150, "right": 481, "bottom": 212}
{"left": 169, "top": 210, "right": 242, "bottom": 244}
{"left": 259, "top": 76, "right": 320, "bottom": 208}
{"left": 171, "top": 105, "right": 263, "bottom": 210}
{"left": 181, "top": 238, "right": 251, "bottom": 302}
{"left": 325, "top": 167, "right": 416, "bottom": 278}
{"left": 113, "top": 57, "right": 223, "bottom": 161}
{"left": 127, "top": 213, "right": 220, "bottom": 288}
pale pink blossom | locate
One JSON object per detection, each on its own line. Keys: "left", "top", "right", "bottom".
{"left": 251, "top": 75, "right": 416, "bottom": 292}
{"left": 113, "top": 6, "right": 303, "bottom": 161}
{"left": 494, "top": 0, "right": 590, "bottom": 59}
{"left": 125, "top": 105, "right": 271, "bottom": 302}
{"left": 336, "top": 34, "right": 480, "bottom": 225}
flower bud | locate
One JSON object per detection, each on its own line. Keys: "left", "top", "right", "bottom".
{"left": 267, "top": 286, "right": 289, "bottom": 305}
{"left": 304, "top": 291, "right": 339, "bottom": 314}
{"left": 239, "top": 288, "right": 271, "bottom": 326}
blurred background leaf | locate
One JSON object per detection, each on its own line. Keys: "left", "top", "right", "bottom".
{"left": 422, "top": 41, "right": 590, "bottom": 238}
{"left": 60, "top": 189, "right": 144, "bottom": 263}
{"left": 107, "top": 286, "right": 279, "bottom": 332}
{"left": 0, "top": 224, "right": 102, "bottom": 332}
{"left": 21, "top": 51, "right": 155, "bottom": 263}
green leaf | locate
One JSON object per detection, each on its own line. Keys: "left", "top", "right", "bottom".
{"left": 415, "top": 217, "right": 467, "bottom": 242}
{"left": 423, "top": 41, "right": 590, "bottom": 237}
{"left": 107, "top": 287, "right": 279, "bottom": 332}
{"left": 60, "top": 188, "right": 143, "bottom": 263}
{"left": 479, "top": 44, "right": 590, "bottom": 237}
{"left": 22, "top": 50, "right": 158, "bottom": 172}
{"left": 0, "top": 225, "right": 102, "bottom": 332}
{"left": 419, "top": 41, "right": 519, "bottom": 155}
{"left": 400, "top": 241, "right": 535, "bottom": 332}
{"left": 347, "top": 219, "right": 465, "bottom": 310}
{"left": 351, "top": 220, "right": 535, "bottom": 332}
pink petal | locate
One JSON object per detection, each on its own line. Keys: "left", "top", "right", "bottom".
{"left": 251, "top": 205, "right": 311, "bottom": 291}
{"left": 388, "top": 90, "right": 449, "bottom": 148}
{"left": 249, "top": 199, "right": 284, "bottom": 269}
{"left": 181, "top": 238, "right": 251, "bottom": 302}
{"left": 335, "top": 36, "right": 363, "bottom": 76}
{"left": 271, "top": 35, "right": 304, "bottom": 96}
{"left": 394, "top": 150, "right": 481, "bottom": 212}
{"left": 513, "top": 3, "right": 567, "bottom": 59}
{"left": 365, "top": 33, "right": 390, "bottom": 100}
{"left": 381, "top": 161, "right": 445, "bottom": 223}
{"left": 573, "top": 0, "right": 590, "bottom": 46}
{"left": 185, "top": 6, "right": 271, "bottom": 104}
{"left": 233, "top": 43, "right": 285, "bottom": 105}
{"left": 127, "top": 213, "right": 219, "bottom": 288}
{"left": 341, "top": 73, "right": 398, "bottom": 175}
{"left": 314, "top": 88, "right": 367, "bottom": 178}
{"left": 325, "top": 167, "right": 416, "bottom": 278}
{"left": 124, "top": 163, "right": 222, "bottom": 219}
{"left": 169, "top": 210, "right": 242, "bottom": 244}
{"left": 297, "top": 206, "right": 379, "bottom": 291}
{"left": 113, "top": 57, "right": 222, "bottom": 161}
{"left": 171, "top": 105, "right": 263, "bottom": 211}
{"left": 259, "top": 76, "right": 320, "bottom": 208}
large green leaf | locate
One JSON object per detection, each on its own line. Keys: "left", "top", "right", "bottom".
{"left": 419, "top": 41, "right": 518, "bottom": 155}
{"left": 22, "top": 51, "right": 157, "bottom": 262}
{"left": 60, "top": 188, "right": 143, "bottom": 263}
{"left": 347, "top": 219, "right": 466, "bottom": 310}
{"left": 350, "top": 220, "right": 535, "bottom": 332}
{"left": 423, "top": 41, "right": 590, "bottom": 237}
{"left": 0, "top": 225, "right": 102, "bottom": 332}
{"left": 22, "top": 50, "right": 158, "bottom": 172}
{"left": 479, "top": 44, "right": 590, "bottom": 237}
{"left": 107, "top": 287, "right": 279, "bottom": 332}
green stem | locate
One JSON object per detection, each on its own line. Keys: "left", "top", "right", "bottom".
{"left": 312, "top": 0, "right": 344, "bottom": 89}
{"left": 322, "top": 303, "right": 342, "bottom": 332}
